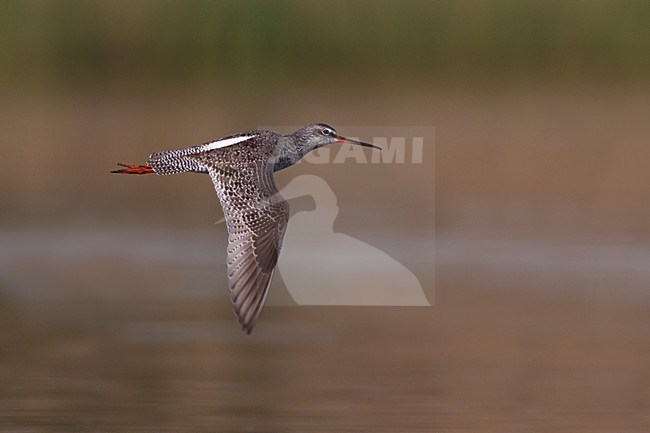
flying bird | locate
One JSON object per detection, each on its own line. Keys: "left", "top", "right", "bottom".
{"left": 112, "top": 123, "right": 380, "bottom": 333}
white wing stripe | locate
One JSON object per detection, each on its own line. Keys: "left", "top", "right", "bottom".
{"left": 202, "top": 135, "right": 255, "bottom": 151}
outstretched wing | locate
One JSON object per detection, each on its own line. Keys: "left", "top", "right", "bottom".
{"left": 208, "top": 161, "right": 289, "bottom": 334}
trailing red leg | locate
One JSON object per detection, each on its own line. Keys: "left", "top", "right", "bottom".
{"left": 111, "top": 163, "right": 155, "bottom": 175}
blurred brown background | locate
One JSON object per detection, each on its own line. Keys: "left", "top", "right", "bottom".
{"left": 1, "top": 1, "right": 649, "bottom": 432}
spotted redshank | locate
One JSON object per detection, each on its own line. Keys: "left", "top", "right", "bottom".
{"left": 112, "top": 123, "right": 380, "bottom": 334}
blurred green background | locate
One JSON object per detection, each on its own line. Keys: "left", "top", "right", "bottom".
{"left": 1, "top": 0, "right": 649, "bottom": 234}
{"left": 1, "top": 1, "right": 649, "bottom": 432}
{"left": 2, "top": 0, "right": 649, "bottom": 92}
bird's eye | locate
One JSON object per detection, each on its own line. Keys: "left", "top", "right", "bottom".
{"left": 321, "top": 128, "right": 333, "bottom": 136}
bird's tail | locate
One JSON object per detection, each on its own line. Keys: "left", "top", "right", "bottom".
{"left": 112, "top": 148, "right": 206, "bottom": 176}
{"left": 146, "top": 149, "right": 205, "bottom": 175}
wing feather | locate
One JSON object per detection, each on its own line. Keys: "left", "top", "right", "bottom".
{"left": 208, "top": 160, "right": 289, "bottom": 334}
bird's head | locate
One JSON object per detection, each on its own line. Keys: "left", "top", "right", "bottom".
{"left": 291, "top": 123, "right": 381, "bottom": 155}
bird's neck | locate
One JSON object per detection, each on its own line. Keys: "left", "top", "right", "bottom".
{"left": 272, "top": 135, "right": 309, "bottom": 172}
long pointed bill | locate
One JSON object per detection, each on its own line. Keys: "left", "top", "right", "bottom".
{"left": 335, "top": 135, "right": 381, "bottom": 150}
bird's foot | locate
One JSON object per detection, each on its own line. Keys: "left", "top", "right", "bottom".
{"left": 111, "top": 163, "right": 155, "bottom": 175}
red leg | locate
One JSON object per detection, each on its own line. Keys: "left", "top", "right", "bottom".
{"left": 111, "top": 163, "right": 155, "bottom": 175}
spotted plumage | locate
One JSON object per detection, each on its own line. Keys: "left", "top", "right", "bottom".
{"left": 112, "top": 123, "right": 380, "bottom": 333}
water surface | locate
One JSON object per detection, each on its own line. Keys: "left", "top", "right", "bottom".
{"left": 1, "top": 227, "right": 648, "bottom": 432}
